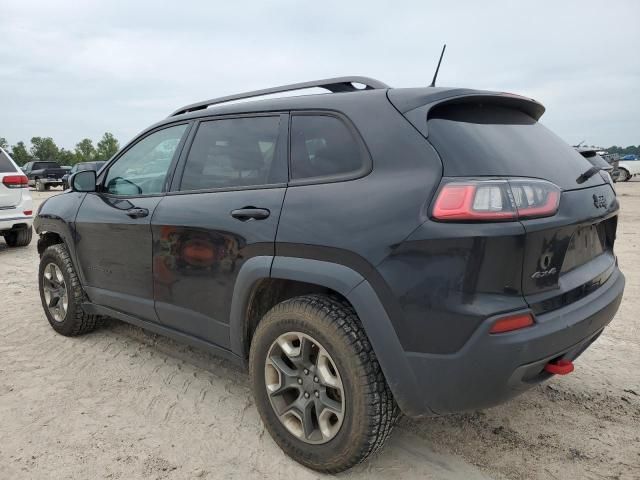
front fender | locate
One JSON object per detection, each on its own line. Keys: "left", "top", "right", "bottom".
{"left": 34, "top": 191, "right": 86, "bottom": 280}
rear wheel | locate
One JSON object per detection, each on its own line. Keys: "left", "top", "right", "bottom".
{"left": 4, "top": 226, "right": 32, "bottom": 247}
{"left": 620, "top": 168, "right": 631, "bottom": 182}
{"left": 39, "top": 244, "right": 101, "bottom": 336}
{"left": 249, "top": 295, "right": 397, "bottom": 473}
{"left": 611, "top": 169, "right": 621, "bottom": 182}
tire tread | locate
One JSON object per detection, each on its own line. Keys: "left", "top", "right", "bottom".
{"left": 251, "top": 294, "right": 398, "bottom": 473}
{"left": 40, "top": 243, "right": 101, "bottom": 336}
{"left": 4, "top": 226, "right": 33, "bottom": 247}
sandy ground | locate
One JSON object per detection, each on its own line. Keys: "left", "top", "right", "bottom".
{"left": 1, "top": 185, "right": 639, "bottom": 480}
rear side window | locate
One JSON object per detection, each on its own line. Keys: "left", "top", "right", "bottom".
{"left": 0, "top": 150, "right": 17, "bottom": 173}
{"left": 290, "top": 115, "right": 366, "bottom": 181}
{"left": 180, "top": 116, "right": 284, "bottom": 191}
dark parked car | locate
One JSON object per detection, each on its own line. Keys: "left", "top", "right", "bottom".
{"left": 576, "top": 147, "right": 620, "bottom": 182}
{"left": 34, "top": 77, "right": 624, "bottom": 472}
{"left": 61, "top": 161, "right": 106, "bottom": 189}
{"left": 22, "top": 161, "right": 67, "bottom": 191}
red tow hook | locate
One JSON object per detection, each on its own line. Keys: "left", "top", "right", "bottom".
{"left": 544, "top": 359, "right": 574, "bottom": 375}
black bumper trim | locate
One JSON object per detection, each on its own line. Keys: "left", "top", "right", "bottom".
{"left": 402, "top": 268, "right": 624, "bottom": 416}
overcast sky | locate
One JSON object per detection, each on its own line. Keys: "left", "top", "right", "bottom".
{"left": 1, "top": 0, "right": 638, "bottom": 150}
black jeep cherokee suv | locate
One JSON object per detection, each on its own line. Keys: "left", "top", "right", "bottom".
{"left": 34, "top": 77, "right": 624, "bottom": 472}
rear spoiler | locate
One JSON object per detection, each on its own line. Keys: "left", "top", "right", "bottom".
{"left": 387, "top": 88, "right": 545, "bottom": 138}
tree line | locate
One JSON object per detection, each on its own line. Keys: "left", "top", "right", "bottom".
{"left": 1, "top": 133, "right": 638, "bottom": 164}
{"left": 0, "top": 133, "right": 120, "bottom": 166}
{"left": 606, "top": 145, "right": 640, "bottom": 156}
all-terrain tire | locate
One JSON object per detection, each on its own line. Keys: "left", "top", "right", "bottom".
{"left": 249, "top": 294, "right": 398, "bottom": 473}
{"left": 4, "top": 226, "right": 33, "bottom": 247}
{"left": 39, "top": 243, "right": 101, "bottom": 336}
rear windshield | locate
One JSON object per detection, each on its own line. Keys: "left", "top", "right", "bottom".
{"left": 77, "top": 162, "right": 105, "bottom": 172}
{"left": 579, "top": 151, "right": 611, "bottom": 170}
{"left": 0, "top": 150, "right": 18, "bottom": 173}
{"left": 427, "top": 104, "right": 604, "bottom": 190}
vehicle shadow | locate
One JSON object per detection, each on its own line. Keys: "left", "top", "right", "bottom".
{"left": 0, "top": 241, "right": 36, "bottom": 256}
{"left": 97, "top": 317, "right": 492, "bottom": 479}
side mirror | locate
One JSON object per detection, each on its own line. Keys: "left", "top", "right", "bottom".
{"left": 70, "top": 170, "right": 97, "bottom": 192}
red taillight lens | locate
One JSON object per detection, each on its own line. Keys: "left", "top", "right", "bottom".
{"left": 2, "top": 174, "right": 29, "bottom": 188}
{"left": 432, "top": 178, "right": 560, "bottom": 222}
{"left": 489, "top": 313, "right": 535, "bottom": 334}
{"left": 432, "top": 183, "right": 517, "bottom": 221}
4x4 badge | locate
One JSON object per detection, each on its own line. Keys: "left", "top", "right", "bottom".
{"left": 532, "top": 267, "right": 557, "bottom": 279}
{"left": 593, "top": 194, "right": 607, "bottom": 209}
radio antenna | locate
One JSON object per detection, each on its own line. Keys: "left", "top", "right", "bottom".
{"left": 429, "top": 44, "right": 447, "bottom": 87}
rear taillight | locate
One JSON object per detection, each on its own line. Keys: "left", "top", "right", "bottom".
{"left": 2, "top": 174, "right": 29, "bottom": 188}
{"left": 432, "top": 178, "right": 560, "bottom": 221}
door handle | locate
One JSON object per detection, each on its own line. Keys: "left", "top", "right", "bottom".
{"left": 126, "top": 207, "right": 149, "bottom": 219}
{"left": 230, "top": 207, "right": 270, "bottom": 221}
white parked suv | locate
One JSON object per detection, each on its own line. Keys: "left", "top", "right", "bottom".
{"left": 617, "top": 157, "right": 640, "bottom": 182}
{"left": 0, "top": 148, "right": 33, "bottom": 247}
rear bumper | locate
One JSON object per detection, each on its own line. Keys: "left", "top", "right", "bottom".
{"left": 0, "top": 215, "right": 33, "bottom": 232}
{"left": 401, "top": 267, "right": 625, "bottom": 416}
{"left": 28, "top": 178, "right": 63, "bottom": 186}
{"left": 0, "top": 195, "right": 34, "bottom": 232}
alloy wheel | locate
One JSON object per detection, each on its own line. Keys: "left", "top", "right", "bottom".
{"left": 264, "top": 332, "right": 345, "bottom": 444}
{"left": 42, "top": 263, "right": 68, "bottom": 322}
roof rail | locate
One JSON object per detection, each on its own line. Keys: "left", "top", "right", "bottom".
{"left": 169, "top": 76, "right": 390, "bottom": 117}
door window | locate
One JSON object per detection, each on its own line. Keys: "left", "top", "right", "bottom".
{"left": 179, "top": 116, "right": 284, "bottom": 191}
{"left": 290, "top": 115, "right": 366, "bottom": 180}
{"left": 104, "top": 124, "right": 187, "bottom": 196}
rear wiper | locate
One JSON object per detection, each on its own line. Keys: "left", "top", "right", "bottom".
{"left": 576, "top": 166, "right": 601, "bottom": 184}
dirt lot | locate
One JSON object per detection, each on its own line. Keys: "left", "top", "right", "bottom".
{"left": 1, "top": 185, "right": 639, "bottom": 480}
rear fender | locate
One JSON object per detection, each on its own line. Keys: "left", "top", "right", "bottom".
{"left": 228, "top": 255, "right": 430, "bottom": 416}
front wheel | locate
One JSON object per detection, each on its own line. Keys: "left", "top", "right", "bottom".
{"left": 39, "top": 244, "right": 101, "bottom": 336}
{"left": 35, "top": 178, "right": 45, "bottom": 191}
{"left": 249, "top": 295, "right": 397, "bottom": 473}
